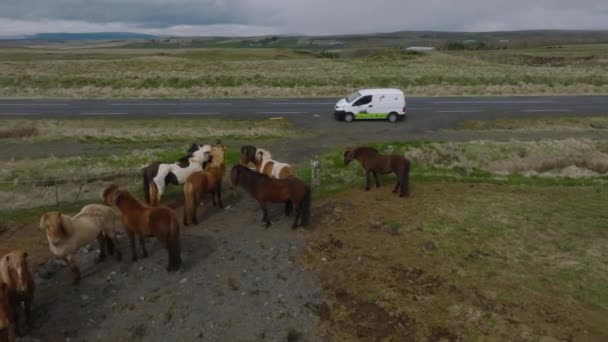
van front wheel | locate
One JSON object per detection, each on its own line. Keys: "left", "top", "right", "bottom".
{"left": 387, "top": 112, "right": 398, "bottom": 123}
{"left": 344, "top": 113, "right": 354, "bottom": 122}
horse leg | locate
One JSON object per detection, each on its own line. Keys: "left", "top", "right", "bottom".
{"left": 139, "top": 238, "right": 149, "bottom": 258}
{"left": 24, "top": 295, "right": 33, "bottom": 331}
{"left": 127, "top": 231, "right": 137, "bottom": 261}
{"left": 217, "top": 182, "right": 224, "bottom": 209}
{"left": 373, "top": 172, "right": 381, "bottom": 188}
{"left": 292, "top": 201, "right": 301, "bottom": 229}
{"left": 260, "top": 202, "right": 271, "bottom": 228}
{"left": 109, "top": 232, "right": 122, "bottom": 261}
{"left": 95, "top": 233, "right": 107, "bottom": 263}
{"left": 65, "top": 254, "right": 81, "bottom": 285}
{"left": 392, "top": 181, "right": 400, "bottom": 194}
{"left": 365, "top": 170, "right": 371, "bottom": 191}
{"left": 284, "top": 201, "right": 293, "bottom": 216}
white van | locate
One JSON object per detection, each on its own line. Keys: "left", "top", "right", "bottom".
{"left": 334, "top": 88, "right": 406, "bottom": 123}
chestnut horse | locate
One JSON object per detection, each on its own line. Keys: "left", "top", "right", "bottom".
{"left": 102, "top": 185, "right": 182, "bottom": 272}
{"left": 230, "top": 165, "right": 310, "bottom": 228}
{"left": 183, "top": 143, "right": 226, "bottom": 226}
{"left": 344, "top": 146, "right": 410, "bottom": 197}
{"left": 0, "top": 250, "right": 34, "bottom": 337}
{"left": 0, "top": 283, "right": 15, "bottom": 342}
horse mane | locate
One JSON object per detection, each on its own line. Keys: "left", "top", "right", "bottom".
{"left": 114, "top": 189, "right": 144, "bottom": 209}
{"left": 233, "top": 164, "right": 271, "bottom": 180}
{"left": 177, "top": 152, "right": 194, "bottom": 167}
{"left": 256, "top": 148, "right": 272, "bottom": 162}
{"left": 352, "top": 146, "right": 379, "bottom": 157}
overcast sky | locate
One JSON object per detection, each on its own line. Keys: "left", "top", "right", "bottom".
{"left": 1, "top": 0, "right": 608, "bottom": 36}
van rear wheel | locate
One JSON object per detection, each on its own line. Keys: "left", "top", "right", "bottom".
{"left": 344, "top": 113, "right": 354, "bottom": 122}
{"left": 387, "top": 112, "right": 398, "bottom": 123}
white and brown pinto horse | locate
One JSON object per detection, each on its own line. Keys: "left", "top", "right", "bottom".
{"left": 240, "top": 146, "right": 294, "bottom": 179}
{"left": 141, "top": 143, "right": 211, "bottom": 206}
{"left": 240, "top": 145, "right": 295, "bottom": 215}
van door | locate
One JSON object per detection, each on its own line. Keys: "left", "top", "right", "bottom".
{"left": 352, "top": 95, "right": 373, "bottom": 118}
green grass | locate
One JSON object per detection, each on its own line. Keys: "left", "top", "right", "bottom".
{"left": 456, "top": 116, "right": 608, "bottom": 131}
{"left": 299, "top": 139, "right": 608, "bottom": 198}
{"left": 0, "top": 118, "right": 303, "bottom": 144}
{"left": 1, "top": 44, "right": 608, "bottom": 98}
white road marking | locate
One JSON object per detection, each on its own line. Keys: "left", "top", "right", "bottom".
{"left": 313, "top": 114, "right": 320, "bottom": 117}
{"left": 256, "top": 111, "right": 307, "bottom": 114}
{"left": 0, "top": 103, "right": 68, "bottom": 106}
{"left": 169, "top": 112, "right": 221, "bottom": 115}
{"left": 436, "top": 110, "right": 483, "bottom": 113}
{"left": 520, "top": 109, "right": 571, "bottom": 112}
{"left": 80, "top": 112, "right": 127, "bottom": 116}
{"left": 111, "top": 103, "right": 232, "bottom": 106}
{"left": 0, "top": 113, "right": 40, "bottom": 116}
{"left": 432, "top": 100, "right": 553, "bottom": 104}
{"left": 270, "top": 102, "right": 335, "bottom": 105}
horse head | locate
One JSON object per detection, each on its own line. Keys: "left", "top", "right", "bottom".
{"left": 3, "top": 251, "right": 30, "bottom": 292}
{"left": 40, "top": 212, "right": 68, "bottom": 247}
{"left": 102, "top": 184, "right": 120, "bottom": 206}
{"left": 191, "top": 144, "right": 212, "bottom": 164}
{"left": 240, "top": 145, "right": 257, "bottom": 165}
{"left": 344, "top": 148, "right": 355, "bottom": 165}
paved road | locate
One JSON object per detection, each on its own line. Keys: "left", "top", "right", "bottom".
{"left": 0, "top": 95, "right": 606, "bottom": 130}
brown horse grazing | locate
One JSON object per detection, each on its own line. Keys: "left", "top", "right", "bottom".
{"left": 344, "top": 146, "right": 410, "bottom": 197}
{"left": 0, "top": 283, "right": 15, "bottom": 342}
{"left": 102, "top": 184, "right": 182, "bottom": 272}
{"left": 230, "top": 165, "right": 311, "bottom": 228}
{"left": 183, "top": 143, "right": 227, "bottom": 226}
{"left": 0, "top": 251, "right": 35, "bottom": 337}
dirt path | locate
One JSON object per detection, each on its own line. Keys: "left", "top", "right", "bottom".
{"left": 28, "top": 194, "right": 322, "bottom": 341}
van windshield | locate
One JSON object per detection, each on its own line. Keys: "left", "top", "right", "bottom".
{"left": 346, "top": 91, "right": 361, "bottom": 103}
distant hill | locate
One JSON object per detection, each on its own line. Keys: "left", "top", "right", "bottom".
{"left": 27, "top": 32, "right": 157, "bottom": 41}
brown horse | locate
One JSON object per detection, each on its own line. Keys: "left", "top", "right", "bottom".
{"left": 344, "top": 146, "right": 410, "bottom": 197}
{"left": 0, "top": 250, "right": 35, "bottom": 337}
{"left": 0, "top": 283, "right": 15, "bottom": 342}
{"left": 183, "top": 143, "right": 226, "bottom": 226}
{"left": 102, "top": 184, "right": 182, "bottom": 272}
{"left": 230, "top": 165, "right": 310, "bottom": 228}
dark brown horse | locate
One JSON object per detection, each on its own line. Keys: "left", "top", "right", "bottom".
{"left": 230, "top": 165, "right": 310, "bottom": 228}
{"left": 344, "top": 146, "right": 410, "bottom": 197}
{"left": 102, "top": 184, "right": 182, "bottom": 272}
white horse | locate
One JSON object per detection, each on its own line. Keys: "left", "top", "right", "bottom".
{"left": 141, "top": 144, "right": 211, "bottom": 206}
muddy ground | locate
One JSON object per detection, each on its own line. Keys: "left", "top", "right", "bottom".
{"left": 2, "top": 118, "right": 608, "bottom": 341}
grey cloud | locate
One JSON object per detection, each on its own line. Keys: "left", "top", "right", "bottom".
{"left": 0, "top": 0, "right": 607, "bottom": 35}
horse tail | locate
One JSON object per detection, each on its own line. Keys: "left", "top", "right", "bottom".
{"left": 300, "top": 184, "right": 311, "bottom": 226}
{"left": 167, "top": 215, "right": 182, "bottom": 271}
{"left": 401, "top": 158, "right": 411, "bottom": 197}
{"left": 142, "top": 167, "right": 151, "bottom": 204}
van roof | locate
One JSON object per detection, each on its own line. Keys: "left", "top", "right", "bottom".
{"left": 358, "top": 88, "right": 404, "bottom": 96}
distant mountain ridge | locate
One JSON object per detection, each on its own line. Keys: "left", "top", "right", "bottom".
{"left": 26, "top": 32, "right": 157, "bottom": 41}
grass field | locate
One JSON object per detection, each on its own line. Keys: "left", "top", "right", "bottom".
{"left": 305, "top": 184, "right": 608, "bottom": 340}
{"left": 0, "top": 117, "right": 302, "bottom": 144}
{"left": 1, "top": 44, "right": 607, "bottom": 98}
{"left": 457, "top": 116, "right": 608, "bottom": 131}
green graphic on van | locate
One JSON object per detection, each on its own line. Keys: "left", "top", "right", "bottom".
{"left": 356, "top": 112, "right": 387, "bottom": 119}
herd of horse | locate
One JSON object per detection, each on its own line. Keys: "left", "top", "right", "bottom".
{"left": 0, "top": 140, "right": 410, "bottom": 340}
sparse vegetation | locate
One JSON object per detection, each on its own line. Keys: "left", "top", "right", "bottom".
{"left": 1, "top": 44, "right": 607, "bottom": 98}
{"left": 305, "top": 184, "right": 608, "bottom": 340}
{"left": 457, "top": 116, "right": 608, "bottom": 131}
{"left": 0, "top": 118, "right": 302, "bottom": 144}
{"left": 300, "top": 139, "right": 608, "bottom": 198}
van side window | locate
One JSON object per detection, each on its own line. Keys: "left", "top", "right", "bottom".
{"left": 354, "top": 95, "right": 372, "bottom": 106}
